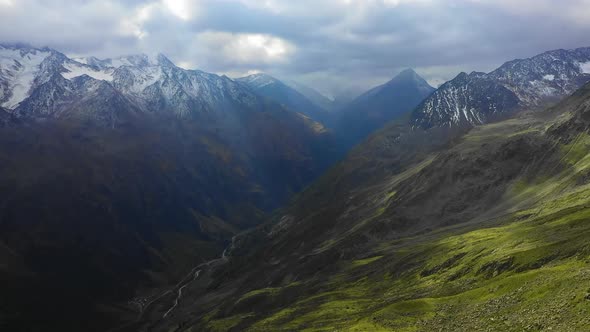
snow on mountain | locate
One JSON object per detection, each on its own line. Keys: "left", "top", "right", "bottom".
{"left": 0, "top": 45, "right": 52, "bottom": 109}
{"left": 238, "top": 73, "right": 279, "bottom": 89}
{"left": 0, "top": 44, "right": 265, "bottom": 121}
{"left": 579, "top": 61, "right": 590, "bottom": 74}
{"left": 4, "top": 43, "right": 590, "bottom": 131}
{"left": 61, "top": 61, "right": 115, "bottom": 81}
{"left": 411, "top": 47, "right": 590, "bottom": 129}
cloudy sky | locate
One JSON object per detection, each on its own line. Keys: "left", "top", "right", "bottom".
{"left": 1, "top": 0, "right": 589, "bottom": 98}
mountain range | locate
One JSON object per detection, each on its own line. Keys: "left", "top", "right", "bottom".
{"left": 3, "top": 42, "right": 590, "bottom": 331}
{"left": 241, "top": 46, "right": 590, "bottom": 150}
{"left": 127, "top": 48, "right": 590, "bottom": 332}
{"left": 411, "top": 47, "right": 590, "bottom": 128}
{"left": 0, "top": 43, "right": 338, "bottom": 331}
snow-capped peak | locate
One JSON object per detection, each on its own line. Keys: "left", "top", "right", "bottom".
{"left": 0, "top": 43, "right": 264, "bottom": 121}
{"left": 0, "top": 44, "right": 53, "bottom": 109}
{"left": 84, "top": 53, "right": 177, "bottom": 70}
{"left": 411, "top": 46, "right": 590, "bottom": 129}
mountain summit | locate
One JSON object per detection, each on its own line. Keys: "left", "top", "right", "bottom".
{"left": 335, "top": 68, "right": 435, "bottom": 147}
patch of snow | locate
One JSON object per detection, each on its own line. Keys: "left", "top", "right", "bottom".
{"left": 61, "top": 62, "right": 114, "bottom": 81}
{"left": 579, "top": 61, "right": 590, "bottom": 74}
{"left": 133, "top": 66, "right": 162, "bottom": 92}
{"left": 116, "top": 65, "right": 163, "bottom": 94}
{"left": 543, "top": 74, "right": 555, "bottom": 81}
{"left": 529, "top": 80, "right": 557, "bottom": 96}
{"left": 245, "top": 74, "right": 276, "bottom": 89}
{"left": 109, "top": 55, "right": 153, "bottom": 68}
{"left": 73, "top": 57, "right": 88, "bottom": 65}
{"left": 0, "top": 47, "right": 51, "bottom": 109}
{"left": 109, "top": 57, "right": 134, "bottom": 68}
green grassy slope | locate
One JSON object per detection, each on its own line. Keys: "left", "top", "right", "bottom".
{"left": 191, "top": 84, "right": 590, "bottom": 331}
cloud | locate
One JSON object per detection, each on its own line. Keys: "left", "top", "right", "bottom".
{"left": 187, "top": 31, "right": 295, "bottom": 70}
{"left": 162, "top": 0, "right": 193, "bottom": 20}
{"left": 0, "top": 0, "right": 589, "bottom": 96}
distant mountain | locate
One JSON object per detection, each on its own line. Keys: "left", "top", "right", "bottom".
{"left": 236, "top": 73, "right": 330, "bottom": 123}
{"left": 0, "top": 43, "right": 338, "bottom": 331}
{"left": 335, "top": 68, "right": 435, "bottom": 146}
{"left": 0, "top": 45, "right": 279, "bottom": 122}
{"left": 284, "top": 79, "right": 336, "bottom": 111}
{"left": 412, "top": 47, "right": 590, "bottom": 128}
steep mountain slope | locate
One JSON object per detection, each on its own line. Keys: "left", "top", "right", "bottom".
{"left": 0, "top": 44, "right": 336, "bottom": 204}
{"left": 236, "top": 73, "right": 330, "bottom": 123}
{"left": 284, "top": 80, "right": 335, "bottom": 112}
{"left": 336, "top": 69, "right": 435, "bottom": 147}
{"left": 412, "top": 47, "right": 590, "bottom": 128}
{"left": 0, "top": 106, "right": 12, "bottom": 125}
{"left": 0, "top": 44, "right": 338, "bottom": 331}
{"left": 0, "top": 44, "right": 54, "bottom": 109}
{"left": 147, "top": 82, "right": 590, "bottom": 332}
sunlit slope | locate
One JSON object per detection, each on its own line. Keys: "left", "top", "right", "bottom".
{"left": 199, "top": 84, "right": 590, "bottom": 331}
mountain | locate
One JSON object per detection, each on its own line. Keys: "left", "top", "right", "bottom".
{"left": 236, "top": 73, "right": 330, "bottom": 123}
{"left": 1, "top": 45, "right": 275, "bottom": 121}
{"left": 0, "top": 44, "right": 336, "bottom": 201}
{"left": 332, "top": 89, "right": 359, "bottom": 108}
{"left": 284, "top": 79, "right": 336, "bottom": 111}
{"left": 134, "top": 78, "right": 590, "bottom": 331}
{"left": 6, "top": 42, "right": 590, "bottom": 332}
{"left": 335, "top": 68, "right": 435, "bottom": 147}
{"left": 0, "top": 106, "right": 12, "bottom": 125}
{"left": 0, "top": 44, "right": 338, "bottom": 331}
{"left": 412, "top": 47, "right": 590, "bottom": 128}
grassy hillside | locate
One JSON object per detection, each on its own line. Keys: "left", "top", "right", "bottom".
{"left": 181, "top": 84, "right": 590, "bottom": 331}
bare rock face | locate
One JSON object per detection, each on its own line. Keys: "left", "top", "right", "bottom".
{"left": 411, "top": 47, "right": 590, "bottom": 129}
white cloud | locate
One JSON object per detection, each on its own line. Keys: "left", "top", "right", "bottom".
{"left": 193, "top": 31, "right": 295, "bottom": 66}
{"left": 163, "top": 0, "right": 193, "bottom": 20}
{"left": 119, "top": 4, "right": 156, "bottom": 39}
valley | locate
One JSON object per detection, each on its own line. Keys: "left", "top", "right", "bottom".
{"left": 2, "top": 37, "right": 590, "bottom": 331}
{"left": 172, "top": 83, "right": 590, "bottom": 331}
